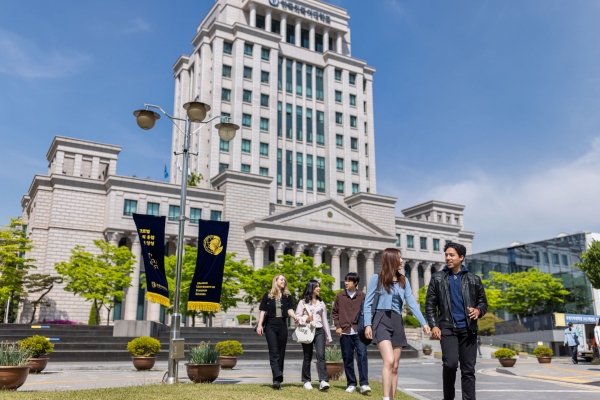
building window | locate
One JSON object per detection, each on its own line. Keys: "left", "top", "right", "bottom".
{"left": 433, "top": 239, "right": 440, "bottom": 252}
{"left": 335, "top": 91, "right": 342, "bottom": 103}
{"left": 296, "top": 62, "right": 303, "bottom": 95}
{"left": 243, "top": 66, "right": 252, "bottom": 79}
{"left": 350, "top": 94, "right": 356, "bottom": 106}
{"left": 301, "top": 29, "right": 309, "bottom": 48}
{"left": 168, "top": 205, "right": 180, "bottom": 221}
{"left": 306, "top": 65, "right": 312, "bottom": 98}
{"left": 337, "top": 180, "right": 344, "bottom": 194}
{"left": 260, "top": 142, "right": 269, "bottom": 156}
{"left": 190, "top": 208, "right": 201, "bottom": 224}
{"left": 286, "top": 150, "right": 293, "bottom": 188}
{"left": 365, "top": 143, "right": 369, "bottom": 155}
{"left": 552, "top": 253, "right": 559, "bottom": 265}
{"left": 296, "top": 106, "right": 303, "bottom": 141}
{"left": 286, "top": 103, "right": 293, "bottom": 138}
{"left": 123, "top": 200, "right": 137, "bottom": 216}
{"left": 221, "top": 112, "right": 230, "bottom": 123}
{"left": 366, "top": 165, "right": 369, "bottom": 178}
{"left": 221, "top": 88, "right": 231, "bottom": 102}
{"left": 351, "top": 160, "right": 358, "bottom": 173}
{"left": 336, "top": 158, "right": 344, "bottom": 171}
{"left": 210, "top": 211, "right": 222, "bottom": 221}
{"left": 349, "top": 73, "right": 356, "bottom": 85}
{"left": 351, "top": 138, "right": 358, "bottom": 150}
{"left": 286, "top": 60, "right": 293, "bottom": 93}
{"left": 364, "top": 122, "right": 368, "bottom": 134}
{"left": 261, "top": 94, "right": 269, "bottom": 107}
{"left": 259, "top": 167, "right": 269, "bottom": 176}
{"left": 219, "top": 139, "right": 229, "bottom": 152}
{"left": 407, "top": 235, "right": 414, "bottom": 249}
{"left": 261, "top": 70, "right": 269, "bottom": 83}
{"left": 335, "top": 69, "right": 342, "bottom": 81}
{"left": 543, "top": 252, "right": 549, "bottom": 264}
{"left": 260, "top": 117, "right": 269, "bottom": 131}
{"left": 243, "top": 90, "right": 252, "bottom": 103}
{"left": 335, "top": 112, "right": 343, "bottom": 125}
{"left": 241, "top": 164, "right": 250, "bottom": 173}
{"left": 315, "top": 33, "right": 323, "bottom": 52}
{"left": 223, "top": 41, "right": 232, "bottom": 55}
{"left": 278, "top": 57, "right": 282, "bottom": 90}
{"left": 286, "top": 201, "right": 293, "bottom": 206}
{"left": 277, "top": 149, "right": 282, "bottom": 186}
{"left": 561, "top": 254, "right": 569, "bottom": 266}
{"left": 352, "top": 183, "right": 359, "bottom": 194}
{"left": 395, "top": 234, "right": 401, "bottom": 247}
{"left": 307, "top": 154, "right": 313, "bottom": 191}
{"left": 222, "top": 65, "right": 232, "bottom": 78}
{"left": 241, "top": 139, "right": 251, "bottom": 153}
{"left": 350, "top": 116, "right": 357, "bottom": 128}
{"left": 146, "top": 202, "right": 159, "bottom": 216}
{"left": 286, "top": 24, "right": 295, "bottom": 44}
{"left": 364, "top": 101, "right": 367, "bottom": 112}
{"left": 317, "top": 156, "right": 325, "bottom": 193}
{"left": 336, "top": 134, "right": 343, "bottom": 147}
{"left": 420, "top": 237, "right": 427, "bottom": 250}
{"left": 244, "top": 43, "right": 253, "bottom": 56}
{"left": 242, "top": 114, "right": 251, "bottom": 127}
{"left": 277, "top": 102, "right": 282, "bottom": 136}
{"left": 261, "top": 48, "right": 270, "bottom": 60}
{"left": 219, "top": 163, "right": 229, "bottom": 172}
{"left": 272, "top": 19, "right": 281, "bottom": 34}
{"left": 256, "top": 14, "right": 266, "bottom": 30}
{"left": 316, "top": 68, "right": 324, "bottom": 100}
{"left": 534, "top": 251, "right": 540, "bottom": 263}
{"left": 306, "top": 108, "right": 313, "bottom": 143}
{"left": 297, "top": 152, "right": 303, "bottom": 188}
{"left": 316, "top": 111, "right": 325, "bottom": 145}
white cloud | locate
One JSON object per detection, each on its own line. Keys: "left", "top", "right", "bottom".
{"left": 122, "top": 17, "right": 151, "bottom": 34}
{"left": 384, "top": 0, "right": 404, "bottom": 17}
{"left": 0, "top": 30, "right": 89, "bottom": 79}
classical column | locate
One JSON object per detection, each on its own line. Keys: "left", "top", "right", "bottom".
{"left": 347, "top": 249, "right": 360, "bottom": 273}
{"left": 323, "top": 28, "right": 329, "bottom": 52}
{"left": 295, "top": 18, "right": 301, "bottom": 47}
{"left": 365, "top": 251, "right": 377, "bottom": 285}
{"left": 274, "top": 241, "right": 287, "bottom": 259}
{"left": 329, "top": 247, "right": 343, "bottom": 289}
{"left": 336, "top": 32, "right": 343, "bottom": 54}
{"left": 293, "top": 243, "right": 307, "bottom": 257}
{"left": 281, "top": 14, "right": 287, "bottom": 41}
{"left": 400, "top": 258, "right": 407, "bottom": 276}
{"left": 309, "top": 23, "right": 315, "bottom": 51}
{"left": 124, "top": 234, "right": 142, "bottom": 321}
{"left": 410, "top": 261, "right": 420, "bottom": 300}
{"left": 106, "top": 231, "right": 122, "bottom": 247}
{"left": 265, "top": 9, "right": 272, "bottom": 32}
{"left": 422, "top": 262, "right": 434, "bottom": 287}
{"left": 312, "top": 245, "right": 325, "bottom": 269}
{"left": 253, "top": 240, "right": 266, "bottom": 270}
{"left": 249, "top": 4, "right": 257, "bottom": 27}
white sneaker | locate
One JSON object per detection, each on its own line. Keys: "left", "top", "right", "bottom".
{"left": 303, "top": 382, "right": 313, "bottom": 390}
{"left": 346, "top": 386, "right": 356, "bottom": 393}
{"left": 319, "top": 381, "right": 330, "bottom": 391}
{"left": 360, "top": 385, "right": 372, "bottom": 394}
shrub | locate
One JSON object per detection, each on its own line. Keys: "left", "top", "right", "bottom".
{"left": 0, "top": 342, "right": 31, "bottom": 366}
{"left": 422, "top": 344, "right": 432, "bottom": 350}
{"left": 126, "top": 336, "right": 161, "bottom": 357}
{"left": 215, "top": 340, "right": 243, "bottom": 356}
{"left": 236, "top": 314, "right": 251, "bottom": 324}
{"left": 533, "top": 346, "right": 553, "bottom": 358}
{"left": 325, "top": 344, "right": 343, "bottom": 362}
{"left": 403, "top": 315, "right": 420, "bottom": 328}
{"left": 591, "top": 357, "right": 600, "bottom": 365}
{"left": 19, "top": 335, "right": 54, "bottom": 358}
{"left": 513, "top": 345, "right": 523, "bottom": 352}
{"left": 189, "top": 342, "right": 220, "bottom": 364}
{"left": 478, "top": 313, "right": 504, "bottom": 336}
{"left": 493, "top": 348, "right": 516, "bottom": 359}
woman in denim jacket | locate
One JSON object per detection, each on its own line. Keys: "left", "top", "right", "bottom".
{"left": 364, "top": 248, "right": 430, "bottom": 400}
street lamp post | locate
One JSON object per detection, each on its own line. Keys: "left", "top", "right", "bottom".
{"left": 133, "top": 102, "right": 239, "bottom": 384}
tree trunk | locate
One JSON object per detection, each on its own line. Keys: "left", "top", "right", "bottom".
{"left": 29, "top": 304, "right": 38, "bottom": 324}
{"left": 105, "top": 307, "right": 111, "bottom": 326}
{"left": 95, "top": 303, "right": 102, "bottom": 326}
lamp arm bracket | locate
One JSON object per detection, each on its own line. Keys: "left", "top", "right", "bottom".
{"left": 189, "top": 152, "right": 199, "bottom": 156}
{"left": 144, "top": 104, "right": 187, "bottom": 135}
{"left": 191, "top": 115, "right": 227, "bottom": 135}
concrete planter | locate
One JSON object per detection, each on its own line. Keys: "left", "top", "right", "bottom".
{"left": 132, "top": 357, "right": 156, "bottom": 371}
{"left": 537, "top": 357, "right": 552, "bottom": 364}
{"left": 0, "top": 366, "right": 31, "bottom": 390}
{"left": 316, "top": 361, "right": 344, "bottom": 381}
{"left": 186, "top": 363, "right": 221, "bottom": 383}
{"left": 498, "top": 358, "right": 517, "bottom": 367}
{"left": 27, "top": 358, "right": 49, "bottom": 373}
{"left": 218, "top": 356, "right": 238, "bottom": 370}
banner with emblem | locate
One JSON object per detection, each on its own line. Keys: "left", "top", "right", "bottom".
{"left": 188, "top": 220, "right": 230, "bottom": 313}
{"left": 132, "top": 214, "right": 170, "bottom": 307}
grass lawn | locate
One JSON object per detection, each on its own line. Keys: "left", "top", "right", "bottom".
{"left": 0, "top": 381, "right": 416, "bottom": 399}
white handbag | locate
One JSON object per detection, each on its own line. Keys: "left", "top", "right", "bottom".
{"left": 292, "top": 301, "right": 316, "bottom": 344}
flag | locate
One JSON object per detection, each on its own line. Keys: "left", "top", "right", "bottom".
{"left": 164, "top": 164, "right": 169, "bottom": 179}
{"left": 188, "top": 220, "right": 230, "bottom": 313}
{"left": 132, "top": 214, "right": 170, "bottom": 307}
{"left": 177, "top": 160, "right": 182, "bottom": 172}
{"left": 188, "top": 168, "right": 192, "bottom": 178}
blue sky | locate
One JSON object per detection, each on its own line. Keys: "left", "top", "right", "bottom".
{"left": 1, "top": 0, "right": 600, "bottom": 252}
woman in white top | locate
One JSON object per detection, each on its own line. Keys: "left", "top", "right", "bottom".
{"left": 296, "top": 279, "right": 332, "bottom": 391}
{"left": 594, "top": 319, "right": 600, "bottom": 359}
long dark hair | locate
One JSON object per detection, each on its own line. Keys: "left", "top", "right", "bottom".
{"left": 302, "top": 279, "right": 322, "bottom": 304}
{"left": 378, "top": 248, "right": 406, "bottom": 293}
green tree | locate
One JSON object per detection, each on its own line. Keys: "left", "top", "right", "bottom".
{"left": 187, "top": 172, "right": 203, "bottom": 187}
{"left": 575, "top": 239, "right": 600, "bottom": 289}
{"left": 483, "top": 268, "right": 569, "bottom": 322}
{"left": 55, "top": 240, "right": 135, "bottom": 325}
{"left": 0, "top": 218, "right": 36, "bottom": 322}
{"left": 478, "top": 313, "right": 504, "bottom": 336}
{"left": 22, "top": 273, "right": 63, "bottom": 323}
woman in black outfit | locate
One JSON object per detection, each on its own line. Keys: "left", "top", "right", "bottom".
{"left": 256, "top": 274, "right": 298, "bottom": 389}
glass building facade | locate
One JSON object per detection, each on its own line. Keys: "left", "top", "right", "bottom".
{"left": 466, "top": 233, "right": 594, "bottom": 315}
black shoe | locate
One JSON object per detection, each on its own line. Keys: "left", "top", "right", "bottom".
{"left": 272, "top": 380, "right": 280, "bottom": 390}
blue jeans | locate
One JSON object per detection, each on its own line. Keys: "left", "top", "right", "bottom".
{"left": 340, "top": 334, "right": 369, "bottom": 387}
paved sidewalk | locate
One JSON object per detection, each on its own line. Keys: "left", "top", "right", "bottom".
{"left": 497, "top": 358, "right": 600, "bottom": 385}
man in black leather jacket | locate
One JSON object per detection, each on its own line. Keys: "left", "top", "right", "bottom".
{"left": 425, "top": 242, "right": 487, "bottom": 400}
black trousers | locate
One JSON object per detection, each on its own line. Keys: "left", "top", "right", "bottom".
{"left": 265, "top": 318, "right": 288, "bottom": 382}
{"left": 440, "top": 327, "right": 477, "bottom": 400}
{"left": 301, "top": 327, "right": 328, "bottom": 382}
{"left": 340, "top": 333, "right": 369, "bottom": 387}
{"left": 570, "top": 345, "right": 578, "bottom": 363}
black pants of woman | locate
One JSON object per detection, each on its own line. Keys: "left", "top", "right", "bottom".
{"left": 301, "top": 327, "right": 328, "bottom": 382}
{"left": 265, "top": 318, "right": 288, "bottom": 382}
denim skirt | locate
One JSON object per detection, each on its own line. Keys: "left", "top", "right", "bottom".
{"left": 372, "top": 310, "right": 408, "bottom": 347}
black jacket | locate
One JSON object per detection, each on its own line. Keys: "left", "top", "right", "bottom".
{"left": 259, "top": 293, "right": 295, "bottom": 320}
{"left": 425, "top": 267, "right": 488, "bottom": 330}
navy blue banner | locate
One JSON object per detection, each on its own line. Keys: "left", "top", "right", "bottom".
{"left": 132, "top": 214, "right": 170, "bottom": 307}
{"left": 188, "top": 220, "right": 230, "bottom": 313}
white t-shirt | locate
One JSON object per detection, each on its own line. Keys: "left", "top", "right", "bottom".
{"left": 343, "top": 290, "right": 357, "bottom": 335}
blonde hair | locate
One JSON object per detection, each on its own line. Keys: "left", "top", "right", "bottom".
{"left": 268, "top": 274, "right": 291, "bottom": 299}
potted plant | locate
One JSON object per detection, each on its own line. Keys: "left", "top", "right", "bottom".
{"left": 533, "top": 346, "right": 553, "bottom": 363}
{"left": 316, "top": 345, "right": 344, "bottom": 380}
{"left": 126, "top": 336, "right": 161, "bottom": 371}
{"left": 0, "top": 341, "right": 31, "bottom": 390}
{"left": 513, "top": 345, "right": 523, "bottom": 355}
{"left": 215, "top": 340, "right": 243, "bottom": 369}
{"left": 186, "top": 342, "right": 221, "bottom": 383}
{"left": 494, "top": 348, "right": 517, "bottom": 367}
{"left": 422, "top": 344, "right": 433, "bottom": 356}
{"left": 18, "top": 335, "right": 54, "bottom": 373}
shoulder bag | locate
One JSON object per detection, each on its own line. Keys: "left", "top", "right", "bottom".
{"left": 357, "top": 289, "right": 381, "bottom": 345}
{"left": 292, "top": 300, "right": 316, "bottom": 344}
